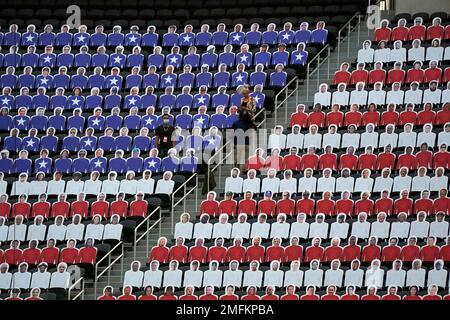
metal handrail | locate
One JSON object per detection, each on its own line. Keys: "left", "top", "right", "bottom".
{"left": 133, "top": 206, "right": 162, "bottom": 260}
{"left": 307, "top": 12, "right": 363, "bottom": 101}
{"left": 306, "top": 44, "right": 331, "bottom": 101}
{"left": 273, "top": 76, "right": 299, "bottom": 125}
{"left": 337, "top": 11, "right": 362, "bottom": 64}
{"left": 206, "top": 140, "right": 233, "bottom": 194}
{"left": 171, "top": 173, "right": 198, "bottom": 233}
{"left": 253, "top": 105, "right": 267, "bottom": 129}
{"left": 68, "top": 277, "right": 85, "bottom": 300}
{"left": 274, "top": 76, "right": 299, "bottom": 123}
{"left": 94, "top": 241, "right": 124, "bottom": 298}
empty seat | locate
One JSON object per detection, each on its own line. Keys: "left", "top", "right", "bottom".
{"left": 129, "top": 20, "right": 147, "bottom": 28}
{"left": 226, "top": 8, "right": 242, "bottom": 17}
{"left": 258, "top": 7, "right": 274, "bottom": 17}
{"left": 164, "top": 19, "right": 181, "bottom": 28}
{"left": 112, "top": 19, "right": 128, "bottom": 27}
{"left": 282, "top": 17, "right": 299, "bottom": 25}
{"left": 299, "top": 16, "right": 315, "bottom": 25}
{"left": 173, "top": 9, "right": 190, "bottom": 20}
{"left": 340, "top": 4, "right": 357, "bottom": 14}
{"left": 89, "top": 9, "right": 105, "bottom": 19}
{"left": 330, "top": 15, "right": 348, "bottom": 27}
{"left": 200, "top": 19, "right": 217, "bottom": 28}
{"left": 249, "top": 17, "right": 265, "bottom": 26}
{"left": 123, "top": 0, "right": 138, "bottom": 7}
{"left": 26, "top": 19, "right": 44, "bottom": 28}
{"left": 17, "top": 9, "right": 35, "bottom": 19}
{"left": 108, "top": 0, "right": 122, "bottom": 7}
{"left": 412, "top": 12, "right": 430, "bottom": 22}
{"left": 204, "top": 0, "right": 220, "bottom": 7}
{"left": 149, "top": 19, "right": 164, "bottom": 28}
{"left": 171, "top": 0, "right": 188, "bottom": 8}
{"left": 96, "top": 19, "right": 113, "bottom": 28}
{"left": 307, "top": 6, "right": 323, "bottom": 16}
{"left": 105, "top": 9, "right": 122, "bottom": 19}
{"left": 430, "top": 12, "right": 447, "bottom": 22}
{"left": 291, "top": 6, "right": 307, "bottom": 16}
{"left": 42, "top": 19, "right": 61, "bottom": 27}
{"left": 184, "top": 19, "right": 201, "bottom": 28}
{"left": 156, "top": 9, "right": 173, "bottom": 18}
{"left": 222, "top": 0, "right": 238, "bottom": 7}
{"left": 275, "top": 7, "right": 291, "bottom": 17}
{"left": 324, "top": 5, "right": 339, "bottom": 13}
{"left": 394, "top": 13, "right": 412, "bottom": 22}
{"left": 265, "top": 17, "right": 281, "bottom": 26}
{"left": 52, "top": 9, "right": 67, "bottom": 18}
{"left": 233, "top": 18, "right": 249, "bottom": 27}
{"left": 138, "top": 9, "right": 155, "bottom": 18}
{"left": 1, "top": 9, "right": 17, "bottom": 18}
{"left": 8, "top": 18, "right": 25, "bottom": 26}
{"left": 122, "top": 9, "right": 139, "bottom": 18}
{"left": 315, "top": 16, "right": 330, "bottom": 24}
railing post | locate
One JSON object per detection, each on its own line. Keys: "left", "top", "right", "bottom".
{"left": 284, "top": 85, "right": 288, "bottom": 123}
{"left": 183, "top": 184, "right": 187, "bottom": 213}
{"left": 120, "top": 243, "right": 124, "bottom": 281}
{"left": 171, "top": 196, "right": 175, "bottom": 234}
{"left": 337, "top": 31, "right": 341, "bottom": 64}
{"left": 195, "top": 175, "right": 199, "bottom": 211}
{"left": 274, "top": 95, "right": 278, "bottom": 125}
{"left": 263, "top": 106, "right": 266, "bottom": 129}
{"left": 347, "top": 22, "right": 351, "bottom": 57}
{"left": 317, "top": 54, "right": 320, "bottom": 89}
{"left": 306, "top": 64, "right": 310, "bottom": 101}
{"left": 94, "top": 268, "right": 98, "bottom": 298}
{"left": 218, "top": 157, "right": 222, "bottom": 187}
{"left": 295, "top": 78, "right": 299, "bottom": 107}
{"left": 206, "top": 163, "right": 210, "bottom": 193}
{"left": 146, "top": 217, "right": 149, "bottom": 259}
{"left": 158, "top": 207, "right": 162, "bottom": 238}
{"left": 107, "top": 254, "right": 111, "bottom": 285}
{"left": 327, "top": 46, "right": 331, "bottom": 78}
{"left": 357, "top": 14, "right": 361, "bottom": 49}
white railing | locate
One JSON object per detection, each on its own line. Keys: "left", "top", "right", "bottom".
{"left": 206, "top": 140, "right": 234, "bottom": 194}
{"left": 93, "top": 241, "right": 124, "bottom": 298}
{"left": 337, "top": 12, "right": 362, "bottom": 64}
{"left": 253, "top": 106, "right": 267, "bottom": 129}
{"left": 133, "top": 207, "right": 162, "bottom": 260}
{"left": 171, "top": 173, "right": 199, "bottom": 233}
{"left": 306, "top": 44, "right": 331, "bottom": 101}
{"left": 273, "top": 76, "right": 299, "bottom": 124}
{"left": 68, "top": 277, "right": 85, "bottom": 300}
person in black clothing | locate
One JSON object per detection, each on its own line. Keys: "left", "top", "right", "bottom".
{"left": 232, "top": 86, "right": 257, "bottom": 172}
{"left": 155, "top": 114, "right": 175, "bottom": 158}
{"left": 238, "top": 85, "right": 257, "bottom": 129}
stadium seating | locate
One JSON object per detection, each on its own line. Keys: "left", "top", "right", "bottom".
{"left": 107, "top": 12, "right": 450, "bottom": 301}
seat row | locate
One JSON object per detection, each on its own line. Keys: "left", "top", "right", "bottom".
{"left": 0, "top": 22, "right": 328, "bottom": 48}
{"left": 290, "top": 103, "right": 449, "bottom": 128}
{"left": 373, "top": 17, "right": 450, "bottom": 43}
{"left": 175, "top": 211, "right": 449, "bottom": 241}
{"left": 124, "top": 258, "right": 450, "bottom": 290}
{"left": 0, "top": 214, "right": 123, "bottom": 243}
{"left": 332, "top": 62, "right": 448, "bottom": 85}
{"left": 0, "top": 45, "right": 310, "bottom": 72}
